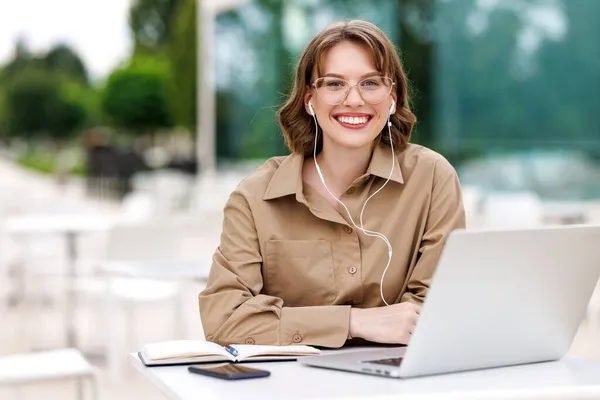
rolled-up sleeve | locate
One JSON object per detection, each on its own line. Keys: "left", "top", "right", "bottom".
{"left": 401, "top": 159, "right": 466, "bottom": 304}
{"left": 198, "top": 190, "right": 351, "bottom": 347}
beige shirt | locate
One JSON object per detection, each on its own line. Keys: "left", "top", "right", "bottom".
{"left": 199, "top": 143, "right": 466, "bottom": 348}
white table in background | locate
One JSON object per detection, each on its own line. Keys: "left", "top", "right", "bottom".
{"left": 129, "top": 351, "right": 600, "bottom": 400}
{"left": 99, "top": 260, "right": 210, "bottom": 283}
{"left": 4, "top": 212, "right": 113, "bottom": 349}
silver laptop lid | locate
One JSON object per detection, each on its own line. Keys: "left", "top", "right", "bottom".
{"left": 400, "top": 225, "right": 600, "bottom": 377}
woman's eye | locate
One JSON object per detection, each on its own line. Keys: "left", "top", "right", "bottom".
{"left": 362, "top": 79, "right": 381, "bottom": 87}
{"left": 326, "top": 80, "right": 345, "bottom": 87}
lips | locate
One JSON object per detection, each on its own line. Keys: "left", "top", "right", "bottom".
{"left": 333, "top": 113, "right": 373, "bottom": 130}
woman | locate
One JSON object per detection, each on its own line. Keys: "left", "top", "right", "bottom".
{"left": 199, "top": 20, "right": 465, "bottom": 348}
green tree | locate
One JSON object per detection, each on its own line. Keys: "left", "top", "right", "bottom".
{"left": 43, "top": 44, "right": 89, "bottom": 84}
{"left": 1, "top": 41, "right": 88, "bottom": 84}
{"left": 1, "top": 38, "right": 32, "bottom": 80}
{"left": 0, "top": 83, "right": 7, "bottom": 138}
{"left": 167, "top": 0, "right": 197, "bottom": 130}
{"left": 101, "top": 57, "right": 172, "bottom": 135}
{"left": 3, "top": 68, "right": 86, "bottom": 139}
{"left": 129, "top": 0, "right": 180, "bottom": 52}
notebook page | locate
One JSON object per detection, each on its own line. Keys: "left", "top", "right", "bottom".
{"left": 232, "top": 344, "right": 321, "bottom": 360}
{"left": 143, "top": 340, "right": 230, "bottom": 360}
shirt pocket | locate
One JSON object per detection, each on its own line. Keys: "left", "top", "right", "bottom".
{"left": 264, "top": 239, "right": 336, "bottom": 306}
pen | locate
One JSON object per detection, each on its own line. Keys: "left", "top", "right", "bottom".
{"left": 224, "top": 345, "right": 238, "bottom": 357}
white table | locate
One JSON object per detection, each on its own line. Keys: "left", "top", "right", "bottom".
{"left": 129, "top": 351, "right": 600, "bottom": 400}
{"left": 99, "top": 260, "right": 210, "bottom": 282}
{"left": 4, "top": 212, "right": 113, "bottom": 348}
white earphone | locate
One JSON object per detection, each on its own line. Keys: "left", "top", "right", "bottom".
{"left": 309, "top": 98, "right": 396, "bottom": 306}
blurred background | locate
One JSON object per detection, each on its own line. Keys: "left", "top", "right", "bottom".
{"left": 0, "top": 0, "right": 599, "bottom": 399}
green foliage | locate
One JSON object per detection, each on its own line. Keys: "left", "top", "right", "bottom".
{"left": 1, "top": 38, "right": 35, "bottom": 83}
{"left": 0, "top": 83, "right": 7, "bottom": 137}
{"left": 16, "top": 151, "right": 57, "bottom": 174}
{"left": 0, "top": 40, "right": 92, "bottom": 141}
{"left": 1, "top": 41, "right": 89, "bottom": 85}
{"left": 167, "top": 0, "right": 197, "bottom": 130}
{"left": 3, "top": 67, "right": 87, "bottom": 139}
{"left": 129, "top": 0, "right": 180, "bottom": 52}
{"left": 16, "top": 150, "right": 85, "bottom": 176}
{"left": 62, "top": 81, "right": 102, "bottom": 127}
{"left": 43, "top": 44, "right": 89, "bottom": 84}
{"left": 101, "top": 56, "right": 172, "bottom": 133}
{"left": 127, "top": 0, "right": 197, "bottom": 130}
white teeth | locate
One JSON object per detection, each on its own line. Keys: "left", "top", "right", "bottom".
{"left": 336, "top": 116, "right": 369, "bottom": 125}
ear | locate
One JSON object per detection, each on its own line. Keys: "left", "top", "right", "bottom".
{"left": 304, "top": 93, "right": 313, "bottom": 116}
{"left": 390, "top": 93, "right": 398, "bottom": 114}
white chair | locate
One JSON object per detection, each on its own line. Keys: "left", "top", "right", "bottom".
{"left": 89, "top": 219, "right": 208, "bottom": 381}
{"left": 461, "top": 185, "right": 483, "bottom": 228}
{"left": 481, "top": 191, "right": 544, "bottom": 229}
{"left": 118, "top": 192, "right": 155, "bottom": 223}
{"left": 588, "top": 278, "right": 600, "bottom": 331}
{"left": 0, "top": 348, "right": 99, "bottom": 400}
{"left": 131, "top": 170, "right": 196, "bottom": 214}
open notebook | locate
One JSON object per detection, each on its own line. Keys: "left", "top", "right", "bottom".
{"left": 138, "top": 340, "right": 321, "bottom": 366}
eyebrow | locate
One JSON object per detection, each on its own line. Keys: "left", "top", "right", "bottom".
{"left": 321, "top": 71, "right": 381, "bottom": 79}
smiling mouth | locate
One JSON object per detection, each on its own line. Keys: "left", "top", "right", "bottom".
{"left": 335, "top": 115, "right": 372, "bottom": 129}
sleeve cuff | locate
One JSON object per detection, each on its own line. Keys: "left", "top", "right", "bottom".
{"left": 280, "top": 305, "right": 351, "bottom": 348}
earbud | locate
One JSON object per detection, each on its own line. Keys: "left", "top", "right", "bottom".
{"left": 387, "top": 100, "right": 395, "bottom": 127}
{"left": 308, "top": 101, "right": 314, "bottom": 116}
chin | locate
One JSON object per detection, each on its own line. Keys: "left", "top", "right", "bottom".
{"left": 322, "top": 121, "right": 382, "bottom": 151}
{"left": 333, "top": 136, "right": 376, "bottom": 151}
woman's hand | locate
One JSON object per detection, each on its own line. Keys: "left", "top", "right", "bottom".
{"left": 349, "top": 302, "right": 422, "bottom": 344}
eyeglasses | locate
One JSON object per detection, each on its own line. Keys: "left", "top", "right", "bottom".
{"left": 312, "top": 76, "right": 394, "bottom": 105}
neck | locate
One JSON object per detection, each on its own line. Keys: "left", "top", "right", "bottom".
{"left": 315, "top": 142, "right": 373, "bottom": 197}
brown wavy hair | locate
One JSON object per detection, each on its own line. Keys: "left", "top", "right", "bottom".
{"left": 277, "top": 20, "right": 417, "bottom": 156}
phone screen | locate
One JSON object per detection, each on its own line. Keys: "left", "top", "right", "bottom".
{"left": 195, "top": 363, "right": 263, "bottom": 374}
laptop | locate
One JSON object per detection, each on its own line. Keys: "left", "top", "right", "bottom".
{"left": 299, "top": 225, "right": 600, "bottom": 378}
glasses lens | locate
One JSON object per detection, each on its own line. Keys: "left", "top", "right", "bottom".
{"left": 358, "top": 76, "right": 394, "bottom": 104}
{"left": 314, "top": 76, "right": 394, "bottom": 105}
{"left": 314, "top": 78, "right": 349, "bottom": 105}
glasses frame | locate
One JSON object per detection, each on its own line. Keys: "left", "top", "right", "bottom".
{"left": 311, "top": 76, "right": 395, "bottom": 106}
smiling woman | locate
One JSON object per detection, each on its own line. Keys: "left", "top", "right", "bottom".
{"left": 199, "top": 20, "right": 466, "bottom": 348}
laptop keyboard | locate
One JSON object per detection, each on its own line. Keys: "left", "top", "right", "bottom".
{"left": 363, "top": 357, "right": 403, "bottom": 367}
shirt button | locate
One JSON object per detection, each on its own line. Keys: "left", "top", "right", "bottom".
{"left": 344, "top": 226, "right": 353, "bottom": 234}
{"left": 346, "top": 187, "right": 356, "bottom": 195}
{"left": 292, "top": 334, "right": 302, "bottom": 343}
{"left": 245, "top": 338, "right": 255, "bottom": 345}
{"left": 348, "top": 266, "right": 357, "bottom": 275}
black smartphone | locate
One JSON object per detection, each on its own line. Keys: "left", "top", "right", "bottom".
{"left": 188, "top": 363, "right": 271, "bottom": 380}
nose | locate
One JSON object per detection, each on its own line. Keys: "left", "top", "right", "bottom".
{"left": 342, "top": 84, "right": 364, "bottom": 107}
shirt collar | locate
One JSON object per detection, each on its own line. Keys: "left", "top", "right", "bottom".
{"left": 366, "top": 143, "right": 404, "bottom": 184}
{"left": 263, "top": 153, "right": 304, "bottom": 201}
{"left": 263, "top": 144, "right": 404, "bottom": 201}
